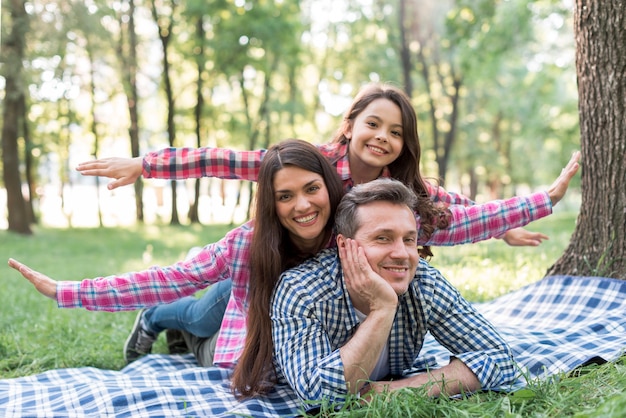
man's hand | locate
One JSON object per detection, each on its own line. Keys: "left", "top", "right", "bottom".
{"left": 362, "top": 358, "right": 481, "bottom": 398}
{"left": 547, "top": 151, "right": 580, "bottom": 206}
{"left": 501, "top": 227, "right": 548, "bottom": 247}
{"left": 8, "top": 258, "right": 58, "bottom": 300}
{"left": 76, "top": 156, "right": 143, "bottom": 190}
{"left": 337, "top": 237, "right": 397, "bottom": 394}
{"left": 339, "top": 238, "right": 398, "bottom": 313}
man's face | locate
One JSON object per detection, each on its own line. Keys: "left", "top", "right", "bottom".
{"left": 351, "top": 201, "right": 419, "bottom": 295}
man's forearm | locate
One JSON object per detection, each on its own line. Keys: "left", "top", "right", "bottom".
{"left": 339, "top": 309, "right": 395, "bottom": 394}
{"left": 370, "top": 358, "right": 481, "bottom": 397}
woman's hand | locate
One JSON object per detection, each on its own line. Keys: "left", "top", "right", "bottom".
{"left": 76, "top": 156, "right": 143, "bottom": 190}
{"left": 8, "top": 258, "right": 58, "bottom": 300}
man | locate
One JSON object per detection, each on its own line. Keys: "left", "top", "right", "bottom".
{"left": 271, "top": 178, "right": 516, "bottom": 403}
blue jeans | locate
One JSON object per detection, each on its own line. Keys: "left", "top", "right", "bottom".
{"left": 142, "top": 279, "right": 232, "bottom": 338}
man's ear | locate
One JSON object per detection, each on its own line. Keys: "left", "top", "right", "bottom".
{"left": 336, "top": 234, "right": 347, "bottom": 248}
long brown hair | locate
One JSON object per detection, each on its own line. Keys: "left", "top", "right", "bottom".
{"left": 231, "top": 139, "right": 344, "bottom": 398}
{"left": 329, "top": 83, "right": 449, "bottom": 255}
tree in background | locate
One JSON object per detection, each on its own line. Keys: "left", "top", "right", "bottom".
{"left": 150, "top": 0, "right": 180, "bottom": 225}
{"left": 0, "top": 0, "right": 582, "bottom": 229}
{"left": 547, "top": 0, "right": 626, "bottom": 279}
{"left": 117, "top": 0, "right": 144, "bottom": 223}
{"left": 1, "top": 0, "right": 32, "bottom": 235}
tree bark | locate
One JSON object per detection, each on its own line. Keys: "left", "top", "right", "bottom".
{"left": 127, "top": 0, "right": 144, "bottom": 223}
{"left": 20, "top": 93, "right": 37, "bottom": 224}
{"left": 1, "top": 0, "right": 31, "bottom": 235}
{"left": 118, "top": 0, "right": 144, "bottom": 222}
{"left": 546, "top": 0, "right": 626, "bottom": 279}
{"left": 188, "top": 16, "right": 205, "bottom": 224}
{"left": 151, "top": 0, "right": 179, "bottom": 225}
{"left": 398, "top": 0, "right": 413, "bottom": 97}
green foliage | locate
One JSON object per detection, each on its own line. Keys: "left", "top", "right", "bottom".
{"left": 433, "top": 212, "right": 579, "bottom": 302}
{"left": 3, "top": 0, "right": 580, "bottom": 202}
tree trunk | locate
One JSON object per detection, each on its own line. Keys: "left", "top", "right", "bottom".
{"left": 1, "top": 0, "right": 31, "bottom": 235}
{"left": 398, "top": 0, "right": 413, "bottom": 98}
{"left": 118, "top": 0, "right": 144, "bottom": 222}
{"left": 151, "top": 0, "right": 179, "bottom": 225}
{"left": 127, "top": 0, "right": 144, "bottom": 223}
{"left": 546, "top": 1, "right": 626, "bottom": 279}
{"left": 20, "top": 93, "right": 37, "bottom": 224}
{"left": 86, "top": 44, "right": 104, "bottom": 227}
{"left": 188, "top": 16, "right": 205, "bottom": 224}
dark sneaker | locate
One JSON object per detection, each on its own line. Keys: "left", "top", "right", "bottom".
{"left": 166, "top": 329, "right": 189, "bottom": 355}
{"left": 124, "top": 309, "right": 157, "bottom": 363}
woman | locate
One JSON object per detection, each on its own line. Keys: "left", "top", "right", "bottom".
{"left": 8, "top": 139, "right": 345, "bottom": 393}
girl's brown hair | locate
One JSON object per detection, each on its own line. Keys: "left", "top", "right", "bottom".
{"left": 231, "top": 139, "right": 344, "bottom": 398}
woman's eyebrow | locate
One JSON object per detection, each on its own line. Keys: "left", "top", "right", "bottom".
{"left": 274, "top": 179, "right": 321, "bottom": 194}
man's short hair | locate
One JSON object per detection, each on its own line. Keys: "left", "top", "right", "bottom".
{"left": 334, "top": 178, "right": 418, "bottom": 238}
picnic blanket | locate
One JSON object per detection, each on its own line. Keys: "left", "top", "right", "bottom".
{"left": 1, "top": 275, "right": 625, "bottom": 418}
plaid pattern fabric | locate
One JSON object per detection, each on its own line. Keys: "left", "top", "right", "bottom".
{"left": 417, "top": 275, "right": 626, "bottom": 385}
{"left": 422, "top": 192, "right": 550, "bottom": 245}
{"left": 1, "top": 275, "right": 625, "bottom": 417}
{"left": 144, "top": 147, "right": 268, "bottom": 181}
{"left": 0, "top": 355, "right": 301, "bottom": 417}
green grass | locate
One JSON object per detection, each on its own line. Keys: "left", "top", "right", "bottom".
{"left": 0, "top": 222, "right": 234, "bottom": 378}
{"left": 307, "top": 359, "right": 626, "bottom": 417}
{"left": 1, "top": 213, "right": 625, "bottom": 417}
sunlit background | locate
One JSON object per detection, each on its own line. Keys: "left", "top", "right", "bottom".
{"left": 1, "top": 0, "right": 580, "bottom": 230}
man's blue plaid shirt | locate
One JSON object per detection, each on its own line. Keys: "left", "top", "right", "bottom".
{"left": 271, "top": 248, "right": 516, "bottom": 403}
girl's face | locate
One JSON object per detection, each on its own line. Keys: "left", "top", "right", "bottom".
{"left": 344, "top": 98, "right": 404, "bottom": 174}
{"left": 273, "top": 166, "right": 332, "bottom": 253}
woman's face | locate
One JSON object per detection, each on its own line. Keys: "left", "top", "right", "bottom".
{"left": 273, "top": 166, "right": 332, "bottom": 253}
{"left": 344, "top": 98, "right": 404, "bottom": 173}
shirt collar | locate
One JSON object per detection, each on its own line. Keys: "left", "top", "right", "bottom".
{"left": 323, "top": 142, "right": 392, "bottom": 190}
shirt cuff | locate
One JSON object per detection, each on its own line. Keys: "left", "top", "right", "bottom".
{"left": 56, "top": 281, "right": 82, "bottom": 309}
{"left": 142, "top": 156, "right": 152, "bottom": 178}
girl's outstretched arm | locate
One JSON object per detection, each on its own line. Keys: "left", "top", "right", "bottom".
{"left": 77, "top": 147, "right": 267, "bottom": 190}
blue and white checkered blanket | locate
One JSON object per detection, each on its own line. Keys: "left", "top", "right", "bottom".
{"left": 1, "top": 275, "right": 625, "bottom": 417}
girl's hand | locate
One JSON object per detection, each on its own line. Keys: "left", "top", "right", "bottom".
{"left": 548, "top": 151, "right": 581, "bottom": 206}
{"left": 501, "top": 227, "right": 549, "bottom": 247}
{"left": 76, "top": 156, "right": 143, "bottom": 190}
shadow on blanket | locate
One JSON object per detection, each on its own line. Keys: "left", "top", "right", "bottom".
{"left": 1, "top": 275, "right": 625, "bottom": 418}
